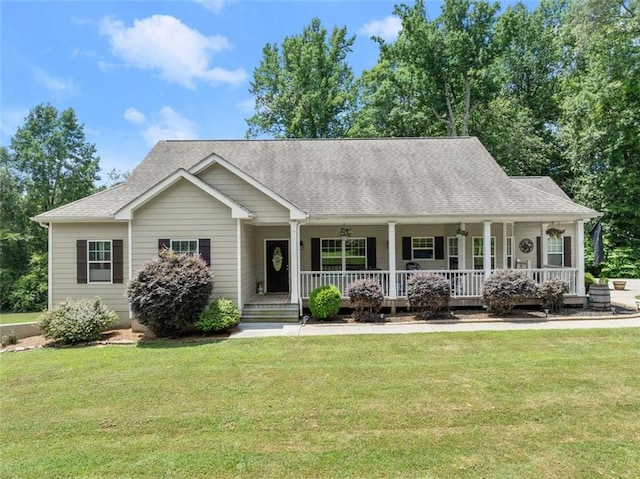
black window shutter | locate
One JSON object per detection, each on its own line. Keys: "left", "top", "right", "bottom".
{"left": 563, "top": 236, "right": 572, "bottom": 267}
{"left": 77, "top": 240, "right": 87, "bottom": 284}
{"left": 366, "top": 237, "right": 377, "bottom": 269}
{"left": 402, "top": 237, "right": 412, "bottom": 260}
{"left": 158, "top": 238, "right": 170, "bottom": 253}
{"left": 311, "top": 238, "right": 321, "bottom": 271}
{"left": 112, "top": 240, "right": 124, "bottom": 283}
{"left": 435, "top": 236, "right": 445, "bottom": 260}
{"left": 199, "top": 239, "right": 211, "bottom": 266}
{"left": 536, "top": 236, "right": 542, "bottom": 268}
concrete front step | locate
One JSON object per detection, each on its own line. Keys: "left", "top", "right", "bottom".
{"left": 241, "top": 304, "right": 299, "bottom": 323}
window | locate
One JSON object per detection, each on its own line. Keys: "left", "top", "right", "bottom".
{"left": 473, "top": 237, "right": 496, "bottom": 270}
{"left": 88, "top": 240, "right": 112, "bottom": 283}
{"left": 412, "top": 237, "right": 434, "bottom": 259}
{"left": 547, "top": 236, "right": 563, "bottom": 267}
{"left": 321, "top": 238, "right": 366, "bottom": 271}
{"left": 171, "top": 240, "right": 199, "bottom": 255}
{"left": 447, "top": 237, "right": 459, "bottom": 270}
{"left": 506, "top": 236, "right": 514, "bottom": 268}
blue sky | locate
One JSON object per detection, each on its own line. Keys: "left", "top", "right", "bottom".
{"left": 1, "top": 0, "right": 536, "bottom": 178}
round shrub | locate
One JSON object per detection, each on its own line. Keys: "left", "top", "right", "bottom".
{"left": 346, "top": 278, "right": 384, "bottom": 321}
{"left": 309, "top": 285, "right": 341, "bottom": 320}
{"left": 406, "top": 272, "right": 451, "bottom": 318}
{"left": 38, "top": 297, "right": 118, "bottom": 344}
{"left": 127, "top": 249, "right": 214, "bottom": 337}
{"left": 196, "top": 298, "right": 240, "bottom": 333}
{"left": 482, "top": 270, "right": 538, "bottom": 314}
{"left": 539, "top": 278, "right": 569, "bottom": 313}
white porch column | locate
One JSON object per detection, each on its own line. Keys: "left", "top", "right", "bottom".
{"left": 541, "top": 223, "right": 549, "bottom": 268}
{"left": 459, "top": 222, "right": 466, "bottom": 270}
{"left": 576, "top": 220, "right": 586, "bottom": 296}
{"left": 388, "top": 222, "right": 397, "bottom": 299}
{"left": 483, "top": 221, "right": 492, "bottom": 278}
{"left": 289, "top": 221, "right": 299, "bottom": 303}
{"left": 236, "top": 219, "right": 243, "bottom": 308}
{"left": 502, "top": 222, "right": 508, "bottom": 269}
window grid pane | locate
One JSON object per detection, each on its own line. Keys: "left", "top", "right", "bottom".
{"left": 88, "top": 241, "right": 112, "bottom": 283}
{"left": 413, "top": 237, "right": 434, "bottom": 259}
{"left": 171, "top": 240, "right": 199, "bottom": 255}
{"left": 321, "top": 238, "right": 366, "bottom": 271}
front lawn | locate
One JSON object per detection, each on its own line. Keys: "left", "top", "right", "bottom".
{"left": 1, "top": 329, "right": 639, "bottom": 478}
{"left": 0, "top": 311, "right": 42, "bottom": 325}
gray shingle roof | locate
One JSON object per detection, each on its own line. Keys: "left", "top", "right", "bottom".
{"left": 33, "top": 137, "right": 599, "bottom": 221}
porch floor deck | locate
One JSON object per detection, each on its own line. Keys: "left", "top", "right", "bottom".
{"left": 245, "top": 293, "right": 292, "bottom": 305}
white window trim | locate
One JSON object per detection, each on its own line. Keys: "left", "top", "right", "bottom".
{"left": 321, "top": 237, "right": 367, "bottom": 271}
{"left": 546, "top": 235, "right": 564, "bottom": 267}
{"left": 412, "top": 236, "right": 435, "bottom": 260}
{"left": 170, "top": 239, "right": 199, "bottom": 255}
{"left": 88, "top": 240, "right": 113, "bottom": 284}
{"left": 472, "top": 236, "right": 496, "bottom": 270}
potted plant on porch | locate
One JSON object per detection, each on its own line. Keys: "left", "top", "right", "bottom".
{"left": 257, "top": 280, "right": 264, "bottom": 294}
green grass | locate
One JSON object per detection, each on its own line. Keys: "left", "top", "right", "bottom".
{"left": 0, "top": 311, "right": 42, "bottom": 325}
{"left": 1, "top": 329, "right": 639, "bottom": 478}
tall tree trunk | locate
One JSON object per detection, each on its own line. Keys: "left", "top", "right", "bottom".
{"left": 444, "top": 83, "right": 458, "bottom": 136}
{"left": 461, "top": 76, "right": 471, "bottom": 136}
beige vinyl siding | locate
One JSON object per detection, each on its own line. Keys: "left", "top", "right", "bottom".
{"left": 198, "top": 164, "right": 290, "bottom": 224}
{"left": 241, "top": 223, "right": 256, "bottom": 304}
{"left": 51, "top": 222, "right": 129, "bottom": 324}
{"left": 514, "top": 223, "right": 575, "bottom": 268}
{"left": 132, "top": 179, "right": 238, "bottom": 301}
{"left": 300, "top": 225, "right": 389, "bottom": 270}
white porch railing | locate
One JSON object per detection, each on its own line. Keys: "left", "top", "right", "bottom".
{"left": 300, "top": 268, "right": 579, "bottom": 299}
{"left": 395, "top": 270, "right": 485, "bottom": 298}
{"left": 300, "top": 271, "right": 391, "bottom": 298}
{"left": 518, "top": 268, "right": 578, "bottom": 295}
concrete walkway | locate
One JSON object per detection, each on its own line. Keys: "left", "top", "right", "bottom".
{"left": 231, "top": 278, "right": 640, "bottom": 339}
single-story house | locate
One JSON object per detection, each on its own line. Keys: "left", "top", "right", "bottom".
{"left": 33, "top": 137, "right": 600, "bottom": 326}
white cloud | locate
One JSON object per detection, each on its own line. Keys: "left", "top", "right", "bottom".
{"left": 124, "top": 107, "right": 146, "bottom": 125}
{"left": 194, "top": 0, "right": 228, "bottom": 14}
{"left": 99, "top": 14, "right": 247, "bottom": 89}
{"left": 0, "top": 108, "right": 28, "bottom": 143}
{"left": 140, "top": 106, "right": 199, "bottom": 146}
{"left": 32, "top": 66, "right": 77, "bottom": 94}
{"left": 358, "top": 16, "right": 402, "bottom": 42}
{"left": 238, "top": 98, "right": 255, "bottom": 114}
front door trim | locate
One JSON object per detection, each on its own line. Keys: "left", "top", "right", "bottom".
{"left": 264, "top": 239, "right": 290, "bottom": 293}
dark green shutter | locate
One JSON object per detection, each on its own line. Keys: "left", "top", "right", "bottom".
{"left": 112, "top": 240, "right": 123, "bottom": 283}
{"left": 563, "top": 236, "right": 572, "bottom": 267}
{"left": 311, "top": 238, "right": 321, "bottom": 271}
{"left": 158, "top": 238, "right": 170, "bottom": 253}
{"left": 402, "top": 237, "right": 412, "bottom": 260}
{"left": 77, "top": 240, "right": 87, "bottom": 284}
{"left": 366, "top": 237, "right": 376, "bottom": 269}
{"left": 199, "top": 239, "right": 211, "bottom": 266}
{"left": 435, "top": 236, "right": 445, "bottom": 260}
{"left": 536, "top": 237, "right": 542, "bottom": 268}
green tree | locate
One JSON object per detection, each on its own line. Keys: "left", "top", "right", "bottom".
{"left": 246, "top": 17, "right": 357, "bottom": 138}
{"left": 352, "top": 0, "right": 499, "bottom": 138}
{"left": 559, "top": 0, "right": 639, "bottom": 248}
{"left": 3, "top": 103, "right": 101, "bottom": 310}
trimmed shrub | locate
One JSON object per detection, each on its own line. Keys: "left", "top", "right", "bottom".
{"left": 346, "top": 278, "right": 384, "bottom": 322}
{"left": 309, "top": 285, "right": 341, "bottom": 320}
{"left": 406, "top": 272, "right": 451, "bottom": 318}
{"left": 196, "top": 298, "right": 240, "bottom": 333}
{"left": 38, "top": 297, "right": 118, "bottom": 344}
{"left": 539, "top": 278, "right": 569, "bottom": 312}
{"left": 482, "top": 270, "right": 538, "bottom": 314}
{"left": 127, "top": 249, "right": 214, "bottom": 337}
{"left": 1, "top": 331, "right": 18, "bottom": 347}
